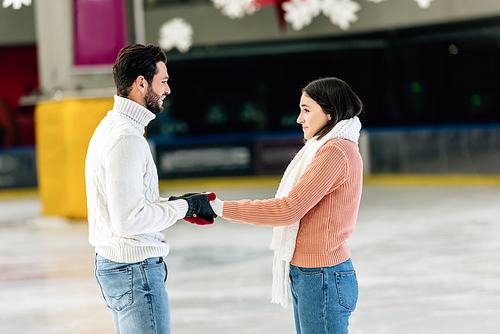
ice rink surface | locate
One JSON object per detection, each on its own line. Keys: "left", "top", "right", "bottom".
{"left": 1, "top": 181, "right": 500, "bottom": 334}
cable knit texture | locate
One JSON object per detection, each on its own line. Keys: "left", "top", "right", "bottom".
{"left": 85, "top": 95, "right": 188, "bottom": 263}
{"left": 222, "top": 117, "right": 363, "bottom": 307}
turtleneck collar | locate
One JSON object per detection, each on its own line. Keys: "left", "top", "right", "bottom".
{"left": 112, "top": 95, "right": 156, "bottom": 131}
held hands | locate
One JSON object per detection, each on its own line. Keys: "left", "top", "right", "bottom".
{"left": 169, "top": 192, "right": 217, "bottom": 225}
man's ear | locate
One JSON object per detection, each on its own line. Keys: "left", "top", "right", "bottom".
{"left": 135, "top": 76, "right": 147, "bottom": 93}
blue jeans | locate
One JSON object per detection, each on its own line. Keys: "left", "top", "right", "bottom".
{"left": 94, "top": 254, "right": 170, "bottom": 334}
{"left": 290, "top": 259, "right": 358, "bottom": 334}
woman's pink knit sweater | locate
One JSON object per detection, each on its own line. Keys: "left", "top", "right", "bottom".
{"left": 222, "top": 138, "right": 363, "bottom": 268}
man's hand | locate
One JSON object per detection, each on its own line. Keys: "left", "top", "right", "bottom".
{"left": 169, "top": 192, "right": 217, "bottom": 225}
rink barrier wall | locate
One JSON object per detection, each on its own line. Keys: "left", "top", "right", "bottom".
{"left": 363, "top": 174, "right": 500, "bottom": 187}
{"left": 2, "top": 174, "right": 500, "bottom": 203}
{"left": 0, "top": 146, "right": 38, "bottom": 189}
{"left": 366, "top": 124, "right": 500, "bottom": 174}
{"left": 27, "top": 114, "right": 500, "bottom": 218}
{"left": 158, "top": 174, "right": 500, "bottom": 190}
{"left": 0, "top": 187, "right": 38, "bottom": 200}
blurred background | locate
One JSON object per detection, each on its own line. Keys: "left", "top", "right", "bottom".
{"left": 1, "top": 2, "right": 500, "bottom": 333}
{"left": 0, "top": 0, "right": 499, "bottom": 209}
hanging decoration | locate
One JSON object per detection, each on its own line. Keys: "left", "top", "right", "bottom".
{"left": 322, "top": 0, "right": 362, "bottom": 30}
{"left": 157, "top": 0, "right": 436, "bottom": 53}
{"left": 211, "top": 0, "right": 437, "bottom": 31}
{"left": 2, "top": 0, "right": 31, "bottom": 10}
{"left": 368, "top": 0, "right": 434, "bottom": 8}
{"left": 282, "top": 0, "right": 361, "bottom": 31}
{"left": 282, "top": 0, "right": 321, "bottom": 31}
{"left": 158, "top": 17, "right": 194, "bottom": 53}
{"left": 414, "top": 0, "right": 434, "bottom": 8}
{"left": 211, "top": 0, "right": 259, "bottom": 19}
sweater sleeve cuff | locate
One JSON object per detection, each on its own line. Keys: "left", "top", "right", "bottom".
{"left": 210, "top": 198, "right": 224, "bottom": 217}
{"left": 169, "top": 199, "right": 189, "bottom": 220}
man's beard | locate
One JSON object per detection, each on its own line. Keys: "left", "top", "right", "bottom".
{"left": 144, "top": 86, "right": 164, "bottom": 114}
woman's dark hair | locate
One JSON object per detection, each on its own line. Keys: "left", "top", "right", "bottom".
{"left": 113, "top": 44, "right": 167, "bottom": 97}
{"left": 302, "top": 77, "right": 363, "bottom": 140}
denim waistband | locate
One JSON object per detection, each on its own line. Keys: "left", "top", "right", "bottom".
{"left": 95, "top": 253, "right": 163, "bottom": 265}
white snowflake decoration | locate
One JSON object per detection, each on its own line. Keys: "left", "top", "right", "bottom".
{"left": 367, "top": 0, "right": 433, "bottom": 6}
{"left": 159, "top": 18, "right": 194, "bottom": 53}
{"left": 211, "top": 0, "right": 437, "bottom": 30}
{"left": 415, "top": 0, "right": 433, "bottom": 8}
{"left": 322, "top": 0, "right": 361, "bottom": 30}
{"left": 283, "top": 0, "right": 322, "bottom": 31}
{"left": 282, "top": 0, "right": 361, "bottom": 31}
{"left": 211, "top": 0, "right": 259, "bottom": 19}
{"left": 2, "top": 0, "right": 31, "bottom": 10}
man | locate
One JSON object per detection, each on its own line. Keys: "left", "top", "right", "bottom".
{"left": 85, "top": 44, "right": 215, "bottom": 334}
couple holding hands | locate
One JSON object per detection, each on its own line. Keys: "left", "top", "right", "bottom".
{"left": 86, "top": 44, "right": 363, "bottom": 334}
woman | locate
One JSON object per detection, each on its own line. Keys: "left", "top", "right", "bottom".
{"left": 180, "top": 77, "right": 363, "bottom": 333}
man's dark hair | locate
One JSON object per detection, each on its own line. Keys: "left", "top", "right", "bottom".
{"left": 113, "top": 44, "right": 167, "bottom": 97}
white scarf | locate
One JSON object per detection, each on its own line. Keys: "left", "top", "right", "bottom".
{"left": 269, "top": 116, "right": 362, "bottom": 308}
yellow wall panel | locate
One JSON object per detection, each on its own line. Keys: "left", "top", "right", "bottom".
{"left": 35, "top": 98, "right": 113, "bottom": 219}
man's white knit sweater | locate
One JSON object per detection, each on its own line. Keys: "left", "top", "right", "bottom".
{"left": 85, "top": 95, "right": 188, "bottom": 263}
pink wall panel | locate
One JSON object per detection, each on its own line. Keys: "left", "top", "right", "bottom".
{"left": 73, "top": 0, "right": 127, "bottom": 66}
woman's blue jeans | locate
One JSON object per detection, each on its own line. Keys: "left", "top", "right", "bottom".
{"left": 94, "top": 254, "right": 170, "bottom": 334}
{"left": 290, "top": 259, "right": 358, "bottom": 334}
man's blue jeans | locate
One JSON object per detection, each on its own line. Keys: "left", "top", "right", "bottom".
{"left": 290, "top": 259, "right": 358, "bottom": 334}
{"left": 94, "top": 254, "right": 170, "bottom": 334}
